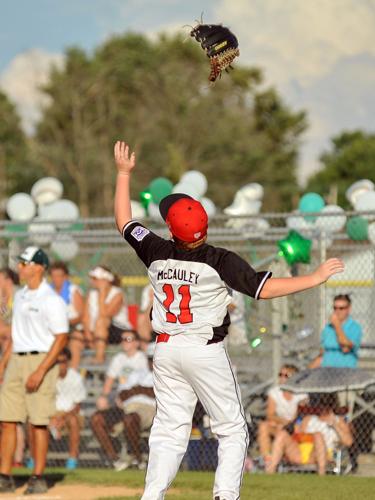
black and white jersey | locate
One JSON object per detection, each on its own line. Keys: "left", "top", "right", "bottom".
{"left": 123, "top": 221, "right": 272, "bottom": 343}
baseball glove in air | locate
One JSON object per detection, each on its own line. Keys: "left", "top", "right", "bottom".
{"left": 190, "top": 23, "right": 239, "bottom": 82}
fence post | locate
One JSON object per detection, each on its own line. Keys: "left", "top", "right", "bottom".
{"left": 319, "top": 230, "right": 327, "bottom": 333}
{"left": 272, "top": 298, "right": 283, "bottom": 381}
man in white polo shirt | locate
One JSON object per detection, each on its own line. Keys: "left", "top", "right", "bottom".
{"left": 0, "top": 247, "right": 69, "bottom": 494}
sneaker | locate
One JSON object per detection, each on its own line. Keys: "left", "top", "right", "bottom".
{"left": 0, "top": 474, "right": 15, "bottom": 493}
{"left": 65, "top": 457, "right": 78, "bottom": 470}
{"left": 113, "top": 457, "right": 131, "bottom": 471}
{"left": 137, "top": 460, "right": 147, "bottom": 471}
{"left": 24, "top": 475, "right": 48, "bottom": 495}
{"left": 26, "top": 457, "right": 34, "bottom": 469}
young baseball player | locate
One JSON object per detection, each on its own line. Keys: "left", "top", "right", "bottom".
{"left": 114, "top": 141, "right": 344, "bottom": 500}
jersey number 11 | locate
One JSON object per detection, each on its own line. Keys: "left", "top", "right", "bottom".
{"left": 162, "top": 284, "right": 193, "bottom": 324}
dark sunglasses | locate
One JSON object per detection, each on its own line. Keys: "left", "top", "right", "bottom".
{"left": 18, "top": 261, "right": 34, "bottom": 267}
{"left": 279, "top": 371, "right": 291, "bottom": 378}
{"left": 334, "top": 306, "right": 349, "bottom": 311}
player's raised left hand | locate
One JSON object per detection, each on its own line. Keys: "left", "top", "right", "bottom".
{"left": 313, "top": 258, "right": 344, "bottom": 284}
{"left": 114, "top": 141, "right": 136, "bottom": 176}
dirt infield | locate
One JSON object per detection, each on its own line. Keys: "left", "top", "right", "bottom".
{"left": 0, "top": 483, "right": 144, "bottom": 500}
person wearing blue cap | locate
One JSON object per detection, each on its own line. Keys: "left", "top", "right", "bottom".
{"left": 0, "top": 247, "right": 69, "bottom": 494}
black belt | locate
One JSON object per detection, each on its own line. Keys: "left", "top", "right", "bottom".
{"left": 16, "top": 351, "right": 41, "bottom": 356}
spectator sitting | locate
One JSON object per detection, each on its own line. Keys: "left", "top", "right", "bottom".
{"left": 70, "top": 265, "right": 132, "bottom": 365}
{"left": 266, "top": 393, "right": 353, "bottom": 475}
{"left": 49, "top": 348, "right": 87, "bottom": 469}
{"left": 0, "top": 268, "right": 19, "bottom": 354}
{"left": 96, "top": 330, "right": 148, "bottom": 411}
{"left": 257, "top": 365, "right": 307, "bottom": 467}
{"left": 310, "top": 294, "right": 363, "bottom": 369}
{"left": 49, "top": 262, "right": 84, "bottom": 368}
{"left": 91, "top": 343, "right": 156, "bottom": 471}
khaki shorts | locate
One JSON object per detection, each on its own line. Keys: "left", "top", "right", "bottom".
{"left": 0, "top": 353, "right": 58, "bottom": 426}
{"left": 124, "top": 402, "right": 156, "bottom": 430}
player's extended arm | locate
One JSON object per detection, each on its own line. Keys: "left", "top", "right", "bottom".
{"left": 114, "top": 140, "right": 136, "bottom": 232}
{"left": 259, "top": 258, "right": 344, "bottom": 299}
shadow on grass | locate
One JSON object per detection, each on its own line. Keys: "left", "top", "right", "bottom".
{"left": 13, "top": 472, "right": 66, "bottom": 489}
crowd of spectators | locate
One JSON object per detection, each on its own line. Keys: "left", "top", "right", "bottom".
{"left": 0, "top": 260, "right": 367, "bottom": 477}
{"left": 0, "top": 262, "right": 158, "bottom": 473}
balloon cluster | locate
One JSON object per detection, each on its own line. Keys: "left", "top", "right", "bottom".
{"left": 137, "top": 171, "right": 216, "bottom": 220}
{"left": 287, "top": 193, "right": 346, "bottom": 238}
{"left": 345, "top": 179, "right": 375, "bottom": 244}
{"left": 5, "top": 178, "right": 81, "bottom": 261}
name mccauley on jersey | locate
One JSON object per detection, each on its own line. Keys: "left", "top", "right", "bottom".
{"left": 157, "top": 269, "right": 199, "bottom": 284}
{"left": 123, "top": 221, "right": 272, "bottom": 343}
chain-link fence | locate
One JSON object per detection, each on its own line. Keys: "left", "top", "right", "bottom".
{"left": 1, "top": 211, "right": 375, "bottom": 474}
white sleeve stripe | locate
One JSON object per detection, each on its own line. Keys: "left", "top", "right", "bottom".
{"left": 122, "top": 220, "right": 138, "bottom": 237}
{"left": 255, "top": 271, "right": 272, "bottom": 300}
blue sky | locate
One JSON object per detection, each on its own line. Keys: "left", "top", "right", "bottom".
{"left": 1, "top": 0, "right": 374, "bottom": 184}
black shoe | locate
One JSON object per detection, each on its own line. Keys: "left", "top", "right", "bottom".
{"left": 0, "top": 474, "right": 15, "bottom": 492}
{"left": 24, "top": 475, "right": 48, "bottom": 495}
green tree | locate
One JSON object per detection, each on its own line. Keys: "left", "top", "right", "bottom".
{"left": 0, "top": 91, "right": 30, "bottom": 208}
{"left": 306, "top": 131, "right": 375, "bottom": 208}
{"left": 34, "top": 33, "right": 307, "bottom": 215}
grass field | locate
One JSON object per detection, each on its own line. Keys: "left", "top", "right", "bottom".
{"left": 12, "top": 468, "right": 375, "bottom": 500}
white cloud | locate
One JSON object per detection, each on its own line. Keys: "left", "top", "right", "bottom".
{"left": 0, "top": 49, "right": 64, "bottom": 134}
{"left": 216, "top": 0, "right": 375, "bottom": 84}
{"left": 214, "top": 0, "right": 375, "bottom": 183}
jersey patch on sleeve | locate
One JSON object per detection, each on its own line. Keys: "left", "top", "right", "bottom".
{"left": 131, "top": 226, "right": 150, "bottom": 242}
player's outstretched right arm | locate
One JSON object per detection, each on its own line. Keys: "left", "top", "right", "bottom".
{"left": 259, "top": 258, "right": 344, "bottom": 299}
{"left": 114, "top": 140, "right": 136, "bottom": 233}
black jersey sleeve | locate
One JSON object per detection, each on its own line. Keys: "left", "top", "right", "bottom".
{"left": 217, "top": 249, "right": 272, "bottom": 299}
{"left": 123, "top": 221, "right": 169, "bottom": 268}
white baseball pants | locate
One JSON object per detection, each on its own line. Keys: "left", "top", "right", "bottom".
{"left": 141, "top": 339, "right": 249, "bottom": 500}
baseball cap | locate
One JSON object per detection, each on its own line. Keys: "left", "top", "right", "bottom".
{"left": 17, "top": 246, "right": 49, "bottom": 268}
{"left": 159, "top": 193, "right": 208, "bottom": 243}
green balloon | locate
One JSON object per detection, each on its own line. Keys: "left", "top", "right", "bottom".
{"left": 139, "top": 189, "right": 152, "bottom": 213}
{"left": 346, "top": 217, "right": 368, "bottom": 241}
{"left": 278, "top": 230, "right": 312, "bottom": 265}
{"left": 149, "top": 177, "right": 173, "bottom": 204}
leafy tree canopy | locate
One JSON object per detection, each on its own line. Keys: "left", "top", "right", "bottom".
{"left": 306, "top": 130, "right": 375, "bottom": 208}
{"left": 33, "top": 32, "right": 307, "bottom": 215}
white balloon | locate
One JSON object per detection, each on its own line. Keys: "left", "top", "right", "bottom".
{"left": 286, "top": 212, "right": 310, "bottom": 231}
{"left": 172, "top": 183, "right": 200, "bottom": 199}
{"left": 238, "top": 183, "right": 264, "bottom": 201}
{"left": 180, "top": 171, "right": 208, "bottom": 197}
{"left": 148, "top": 202, "right": 163, "bottom": 222}
{"left": 38, "top": 199, "right": 80, "bottom": 226}
{"left": 368, "top": 222, "right": 375, "bottom": 246}
{"left": 354, "top": 191, "right": 375, "bottom": 218}
{"left": 346, "top": 179, "right": 374, "bottom": 206}
{"left": 50, "top": 235, "right": 79, "bottom": 261}
{"left": 6, "top": 193, "right": 36, "bottom": 221}
{"left": 224, "top": 197, "right": 261, "bottom": 216}
{"left": 130, "top": 200, "right": 146, "bottom": 219}
{"left": 31, "top": 177, "right": 63, "bottom": 205}
{"left": 243, "top": 218, "right": 270, "bottom": 238}
{"left": 314, "top": 205, "right": 347, "bottom": 233}
{"left": 200, "top": 197, "right": 216, "bottom": 217}
{"left": 28, "top": 219, "right": 56, "bottom": 245}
